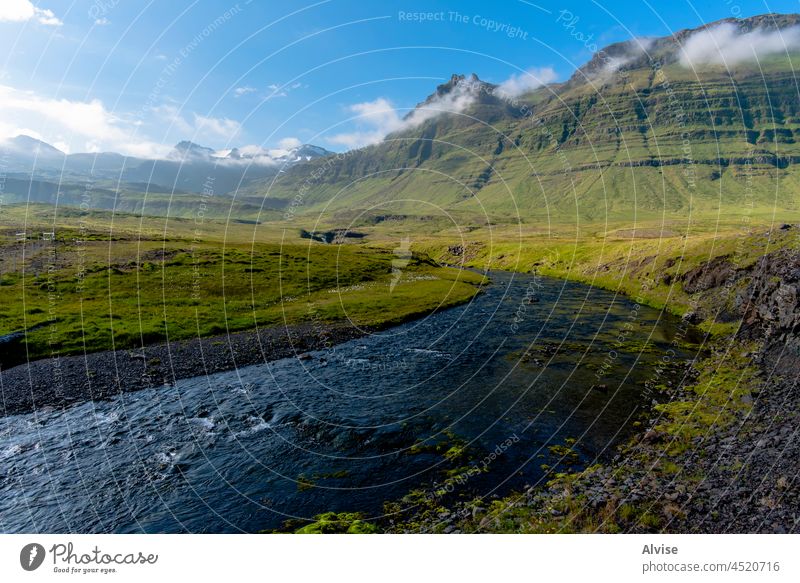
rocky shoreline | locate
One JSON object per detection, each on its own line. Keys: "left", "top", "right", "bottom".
{"left": 0, "top": 322, "right": 367, "bottom": 417}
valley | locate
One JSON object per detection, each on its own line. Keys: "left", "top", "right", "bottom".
{"left": 1, "top": 11, "right": 799, "bottom": 536}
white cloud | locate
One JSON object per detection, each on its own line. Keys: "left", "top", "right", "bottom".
{"left": 591, "top": 37, "right": 655, "bottom": 79}
{"left": 328, "top": 98, "right": 404, "bottom": 148}
{"left": 208, "top": 138, "right": 306, "bottom": 167}
{"left": 264, "top": 81, "right": 307, "bottom": 100}
{"left": 405, "top": 76, "right": 482, "bottom": 127}
{"left": 94, "top": 17, "right": 110, "bottom": 26}
{"left": 496, "top": 67, "right": 558, "bottom": 98}
{"left": 193, "top": 114, "right": 241, "bottom": 140}
{"left": 0, "top": 84, "right": 169, "bottom": 156}
{"left": 151, "top": 104, "right": 242, "bottom": 142}
{"left": 680, "top": 23, "right": 800, "bottom": 67}
{"left": 234, "top": 86, "right": 256, "bottom": 97}
{"left": 0, "top": 84, "right": 246, "bottom": 159}
{"left": 328, "top": 78, "right": 487, "bottom": 149}
{"left": 265, "top": 83, "right": 288, "bottom": 99}
{"left": 0, "top": 0, "right": 62, "bottom": 26}
{"left": 328, "top": 70, "right": 561, "bottom": 149}
{"left": 277, "top": 137, "right": 302, "bottom": 150}
{"left": 150, "top": 104, "right": 193, "bottom": 135}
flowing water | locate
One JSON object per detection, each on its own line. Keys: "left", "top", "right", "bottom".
{"left": 0, "top": 272, "right": 696, "bottom": 532}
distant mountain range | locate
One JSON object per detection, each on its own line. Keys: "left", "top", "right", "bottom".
{"left": 0, "top": 135, "right": 334, "bottom": 214}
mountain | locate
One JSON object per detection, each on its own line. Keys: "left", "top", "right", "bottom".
{"left": 3, "top": 135, "right": 66, "bottom": 162}
{"left": 0, "top": 136, "right": 334, "bottom": 211}
{"left": 5, "top": 13, "right": 799, "bottom": 224}
{"left": 245, "top": 13, "right": 800, "bottom": 224}
{"left": 169, "top": 140, "right": 218, "bottom": 161}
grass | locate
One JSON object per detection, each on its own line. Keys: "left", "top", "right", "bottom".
{"left": 287, "top": 512, "right": 378, "bottom": 534}
{"left": 0, "top": 219, "right": 485, "bottom": 362}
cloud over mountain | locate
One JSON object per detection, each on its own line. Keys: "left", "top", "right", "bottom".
{"left": 680, "top": 22, "right": 800, "bottom": 67}
{"left": 328, "top": 70, "right": 558, "bottom": 149}
{"left": 496, "top": 67, "right": 558, "bottom": 98}
{"left": 327, "top": 80, "right": 484, "bottom": 149}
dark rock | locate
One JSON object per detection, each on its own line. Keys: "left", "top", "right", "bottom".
{"left": 682, "top": 255, "right": 736, "bottom": 294}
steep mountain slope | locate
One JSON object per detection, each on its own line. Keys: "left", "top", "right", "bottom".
{"left": 251, "top": 13, "right": 800, "bottom": 224}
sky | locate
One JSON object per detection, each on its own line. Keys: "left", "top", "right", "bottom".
{"left": 0, "top": 0, "right": 799, "bottom": 157}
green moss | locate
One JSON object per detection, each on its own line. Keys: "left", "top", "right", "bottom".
{"left": 296, "top": 475, "right": 315, "bottom": 492}
{"left": 653, "top": 345, "right": 759, "bottom": 455}
{"left": 548, "top": 444, "right": 580, "bottom": 461}
{"left": 294, "top": 512, "right": 379, "bottom": 534}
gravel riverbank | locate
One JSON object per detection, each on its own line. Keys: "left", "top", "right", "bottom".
{"left": 0, "top": 322, "right": 366, "bottom": 417}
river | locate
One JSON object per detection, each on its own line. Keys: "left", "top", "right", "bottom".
{"left": 0, "top": 271, "right": 695, "bottom": 532}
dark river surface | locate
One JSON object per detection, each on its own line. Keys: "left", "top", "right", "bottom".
{"left": 0, "top": 271, "right": 696, "bottom": 533}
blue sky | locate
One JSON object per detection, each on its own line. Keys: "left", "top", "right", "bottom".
{"left": 0, "top": 0, "right": 798, "bottom": 156}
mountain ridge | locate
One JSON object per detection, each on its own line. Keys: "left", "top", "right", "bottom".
{"left": 241, "top": 12, "right": 800, "bottom": 223}
{"left": 0, "top": 135, "right": 334, "bottom": 199}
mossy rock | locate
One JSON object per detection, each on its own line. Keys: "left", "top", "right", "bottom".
{"left": 294, "top": 512, "right": 379, "bottom": 534}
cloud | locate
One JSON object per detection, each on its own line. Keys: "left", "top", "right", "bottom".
{"left": 151, "top": 104, "right": 242, "bottom": 142}
{"left": 277, "top": 137, "right": 302, "bottom": 150}
{"left": 328, "top": 78, "right": 485, "bottom": 149}
{"left": 264, "top": 81, "right": 307, "bottom": 100}
{"left": 404, "top": 76, "right": 483, "bottom": 127}
{"left": 680, "top": 23, "right": 800, "bottom": 67}
{"left": 496, "top": 67, "right": 558, "bottom": 98}
{"left": 234, "top": 86, "right": 256, "bottom": 97}
{"left": 208, "top": 138, "right": 305, "bottom": 167}
{"left": 328, "top": 98, "right": 404, "bottom": 148}
{"left": 0, "top": 0, "right": 62, "bottom": 26}
{"left": 94, "top": 17, "right": 110, "bottom": 26}
{"left": 591, "top": 37, "right": 655, "bottom": 79}
{"left": 328, "top": 70, "right": 561, "bottom": 149}
{"left": 0, "top": 85, "right": 244, "bottom": 158}
{"left": 193, "top": 114, "right": 241, "bottom": 140}
{"left": 265, "top": 83, "right": 288, "bottom": 99}
{"left": 0, "top": 84, "right": 167, "bottom": 156}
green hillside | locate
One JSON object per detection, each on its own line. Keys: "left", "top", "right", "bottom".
{"left": 243, "top": 14, "right": 800, "bottom": 226}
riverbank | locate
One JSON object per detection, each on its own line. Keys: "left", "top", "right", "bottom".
{"left": 378, "top": 230, "right": 800, "bottom": 533}
{"left": 0, "top": 234, "right": 486, "bottom": 416}
{"left": 0, "top": 321, "right": 370, "bottom": 417}
{"left": 0, "top": 266, "right": 491, "bottom": 417}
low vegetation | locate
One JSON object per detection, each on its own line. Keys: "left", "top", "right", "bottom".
{"left": 0, "top": 214, "right": 485, "bottom": 364}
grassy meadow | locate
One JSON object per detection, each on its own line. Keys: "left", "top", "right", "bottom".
{"left": 0, "top": 204, "right": 485, "bottom": 363}
{"left": 2, "top": 197, "right": 798, "bottom": 364}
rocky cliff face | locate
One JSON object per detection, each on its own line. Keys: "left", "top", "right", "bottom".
{"left": 739, "top": 248, "right": 800, "bottom": 334}
{"left": 734, "top": 246, "right": 800, "bottom": 373}
{"left": 678, "top": 235, "right": 800, "bottom": 372}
